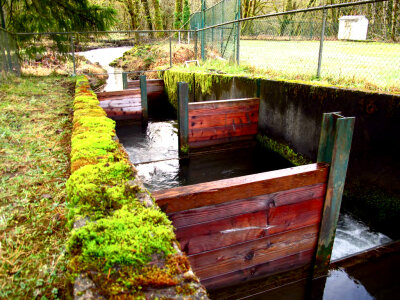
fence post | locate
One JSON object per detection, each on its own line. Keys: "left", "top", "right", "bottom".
{"left": 201, "top": 0, "right": 206, "bottom": 60}
{"left": 0, "top": 30, "right": 9, "bottom": 72}
{"left": 140, "top": 75, "right": 148, "bottom": 122}
{"left": 70, "top": 35, "right": 76, "bottom": 76}
{"left": 3, "top": 30, "right": 13, "bottom": 71}
{"left": 122, "top": 72, "right": 128, "bottom": 89}
{"left": 178, "top": 31, "right": 181, "bottom": 44}
{"left": 194, "top": 29, "right": 198, "bottom": 60}
{"left": 169, "top": 37, "right": 172, "bottom": 67}
{"left": 317, "top": 8, "right": 327, "bottom": 78}
{"left": 236, "top": 0, "right": 241, "bottom": 65}
{"left": 221, "top": 1, "right": 225, "bottom": 54}
{"left": 313, "top": 112, "right": 355, "bottom": 278}
{"left": 177, "top": 82, "right": 189, "bottom": 156}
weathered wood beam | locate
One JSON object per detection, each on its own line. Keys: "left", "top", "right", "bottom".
{"left": 154, "top": 163, "right": 329, "bottom": 213}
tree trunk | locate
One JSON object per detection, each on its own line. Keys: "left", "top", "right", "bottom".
{"left": 391, "top": 0, "right": 398, "bottom": 41}
{"left": 141, "top": 0, "right": 154, "bottom": 38}
{"left": 126, "top": 0, "right": 139, "bottom": 41}
{"left": 151, "top": 0, "right": 163, "bottom": 37}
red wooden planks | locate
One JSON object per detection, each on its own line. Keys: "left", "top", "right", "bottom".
{"left": 154, "top": 163, "right": 329, "bottom": 214}
{"left": 189, "top": 111, "right": 258, "bottom": 129}
{"left": 188, "top": 224, "right": 318, "bottom": 279}
{"left": 188, "top": 123, "right": 258, "bottom": 143}
{"left": 201, "top": 249, "right": 314, "bottom": 290}
{"left": 169, "top": 183, "right": 326, "bottom": 229}
{"left": 188, "top": 98, "right": 259, "bottom": 110}
{"left": 175, "top": 197, "right": 323, "bottom": 255}
{"left": 96, "top": 89, "right": 140, "bottom": 101}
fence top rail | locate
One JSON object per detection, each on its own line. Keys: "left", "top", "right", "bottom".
{"left": 196, "top": 0, "right": 389, "bottom": 32}
{"left": 14, "top": 29, "right": 194, "bottom": 36}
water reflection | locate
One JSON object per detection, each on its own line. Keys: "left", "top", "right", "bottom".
{"left": 323, "top": 269, "right": 373, "bottom": 300}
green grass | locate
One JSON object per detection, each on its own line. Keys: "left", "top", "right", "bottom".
{"left": 0, "top": 75, "right": 74, "bottom": 299}
{"left": 240, "top": 39, "right": 400, "bottom": 93}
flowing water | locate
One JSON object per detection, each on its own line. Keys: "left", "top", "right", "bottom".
{"left": 77, "top": 46, "right": 132, "bottom": 91}
{"left": 116, "top": 119, "right": 392, "bottom": 262}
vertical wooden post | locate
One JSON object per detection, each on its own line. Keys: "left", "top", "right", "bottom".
{"left": 70, "top": 35, "right": 76, "bottom": 76}
{"left": 140, "top": 75, "right": 148, "bottom": 122}
{"left": 256, "top": 78, "right": 261, "bottom": 98}
{"left": 178, "top": 82, "right": 189, "bottom": 156}
{"left": 313, "top": 113, "right": 355, "bottom": 278}
{"left": 122, "top": 72, "right": 128, "bottom": 90}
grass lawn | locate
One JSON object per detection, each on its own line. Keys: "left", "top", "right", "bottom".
{"left": 0, "top": 75, "right": 74, "bottom": 298}
{"left": 240, "top": 40, "right": 400, "bottom": 92}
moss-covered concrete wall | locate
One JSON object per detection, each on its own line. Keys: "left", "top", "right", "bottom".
{"left": 162, "top": 70, "right": 400, "bottom": 238}
{"left": 66, "top": 75, "right": 208, "bottom": 299}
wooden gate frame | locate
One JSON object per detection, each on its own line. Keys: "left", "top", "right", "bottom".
{"left": 177, "top": 81, "right": 260, "bottom": 155}
{"left": 153, "top": 109, "right": 355, "bottom": 289}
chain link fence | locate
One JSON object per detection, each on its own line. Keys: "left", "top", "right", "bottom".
{"left": 197, "top": 0, "right": 399, "bottom": 92}
{"left": 191, "top": 0, "right": 240, "bottom": 62}
{"left": 0, "top": 28, "right": 21, "bottom": 77}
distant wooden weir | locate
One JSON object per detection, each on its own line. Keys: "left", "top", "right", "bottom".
{"left": 96, "top": 75, "right": 165, "bottom": 121}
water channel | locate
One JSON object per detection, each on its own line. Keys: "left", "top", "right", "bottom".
{"left": 81, "top": 47, "right": 397, "bottom": 299}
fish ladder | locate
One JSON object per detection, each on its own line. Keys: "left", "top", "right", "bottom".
{"left": 154, "top": 111, "right": 355, "bottom": 290}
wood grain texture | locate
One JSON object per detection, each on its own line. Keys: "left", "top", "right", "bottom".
{"left": 188, "top": 135, "right": 256, "bottom": 149}
{"left": 188, "top": 123, "right": 258, "bottom": 143}
{"left": 188, "top": 104, "right": 259, "bottom": 117}
{"left": 201, "top": 249, "right": 314, "bottom": 290}
{"left": 189, "top": 111, "right": 258, "bottom": 129}
{"left": 176, "top": 198, "right": 323, "bottom": 255}
{"left": 154, "top": 163, "right": 329, "bottom": 214}
{"left": 96, "top": 89, "right": 140, "bottom": 100}
{"left": 188, "top": 98, "right": 259, "bottom": 110}
{"left": 169, "top": 183, "right": 326, "bottom": 229}
{"left": 188, "top": 224, "right": 318, "bottom": 279}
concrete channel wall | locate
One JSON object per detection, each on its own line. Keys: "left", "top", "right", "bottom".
{"left": 162, "top": 70, "right": 400, "bottom": 238}
{"left": 66, "top": 76, "right": 208, "bottom": 299}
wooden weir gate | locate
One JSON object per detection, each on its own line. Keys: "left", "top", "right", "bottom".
{"left": 96, "top": 78, "right": 355, "bottom": 290}
{"left": 152, "top": 82, "right": 355, "bottom": 290}
{"left": 96, "top": 75, "right": 164, "bottom": 121}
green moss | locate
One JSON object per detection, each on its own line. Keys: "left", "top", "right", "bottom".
{"left": 68, "top": 205, "right": 175, "bottom": 271}
{"left": 257, "top": 134, "right": 312, "bottom": 166}
{"left": 66, "top": 75, "right": 195, "bottom": 297}
{"left": 162, "top": 70, "right": 194, "bottom": 110}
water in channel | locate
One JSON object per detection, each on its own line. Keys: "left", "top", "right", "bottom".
{"left": 77, "top": 46, "right": 132, "bottom": 91}
{"left": 117, "top": 119, "right": 395, "bottom": 299}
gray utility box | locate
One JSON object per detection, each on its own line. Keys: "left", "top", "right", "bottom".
{"left": 338, "top": 15, "right": 369, "bottom": 41}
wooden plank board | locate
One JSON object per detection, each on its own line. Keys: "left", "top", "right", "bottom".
{"left": 188, "top": 98, "right": 259, "bottom": 110}
{"left": 201, "top": 249, "right": 314, "bottom": 290}
{"left": 127, "top": 79, "right": 164, "bottom": 89}
{"left": 188, "top": 224, "right": 318, "bottom": 279}
{"left": 188, "top": 123, "right": 258, "bottom": 142}
{"left": 176, "top": 198, "right": 323, "bottom": 255}
{"left": 188, "top": 104, "right": 259, "bottom": 117}
{"left": 169, "top": 183, "right": 326, "bottom": 229}
{"left": 154, "top": 163, "right": 329, "bottom": 214}
{"left": 189, "top": 111, "right": 258, "bottom": 129}
{"left": 96, "top": 89, "right": 140, "bottom": 100}
{"left": 99, "top": 99, "right": 141, "bottom": 108}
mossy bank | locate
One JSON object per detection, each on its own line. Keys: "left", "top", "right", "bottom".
{"left": 66, "top": 75, "right": 207, "bottom": 298}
